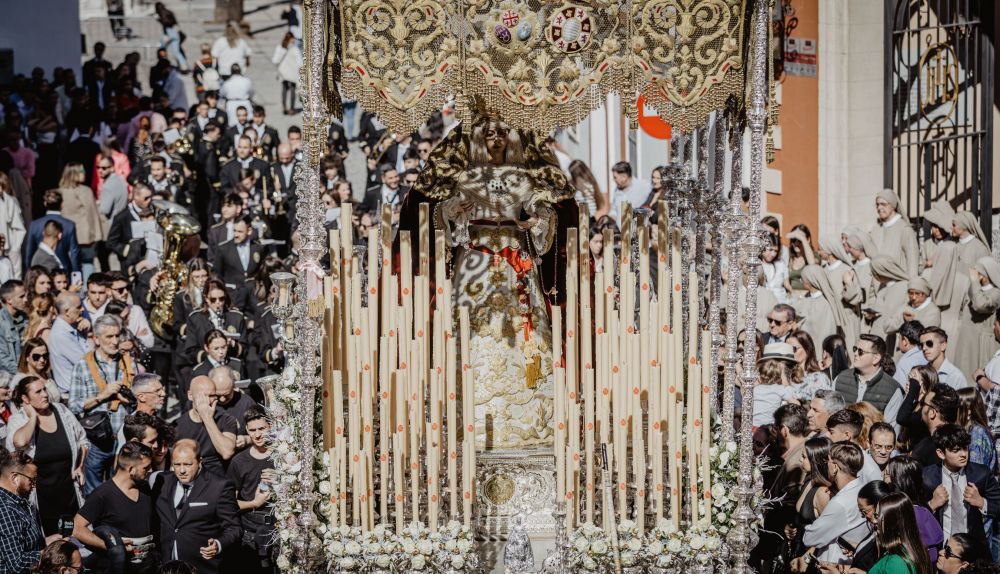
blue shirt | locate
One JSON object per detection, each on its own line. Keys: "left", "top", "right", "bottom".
{"left": 893, "top": 346, "right": 928, "bottom": 389}
{"left": 49, "top": 317, "right": 89, "bottom": 394}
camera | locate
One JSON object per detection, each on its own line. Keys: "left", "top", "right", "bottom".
{"left": 117, "top": 385, "right": 137, "bottom": 407}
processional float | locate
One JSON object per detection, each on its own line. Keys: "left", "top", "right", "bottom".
{"left": 266, "top": 0, "right": 781, "bottom": 572}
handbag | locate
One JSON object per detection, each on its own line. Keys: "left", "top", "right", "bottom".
{"left": 78, "top": 410, "right": 114, "bottom": 450}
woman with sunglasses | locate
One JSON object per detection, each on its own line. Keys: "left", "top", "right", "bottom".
{"left": 34, "top": 539, "right": 84, "bottom": 574}
{"left": 5, "top": 375, "right": 87, "bottom": 536}
{"left": 882, "top": 456, "right": 944, "bottom": 562}
{"left": 860, "top": 492, "right": 934, "bottom": 574}
{"left": 936, "top": 534, "right": 986, "bottom": 574}
{"left": 180, "top": 278, "right": 246, "bottom": 393}
{"left": 14, "top": 337, "right": 61, "bottom": 405}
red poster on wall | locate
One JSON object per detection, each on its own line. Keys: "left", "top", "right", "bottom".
{"left": 637, "top": 95, "right": 672, "bottom": 140}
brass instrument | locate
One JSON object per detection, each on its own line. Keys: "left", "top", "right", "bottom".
{"left": 149, "top": 207, "right": 202, "bottom": 339}
{"left": 263, "top": 166, "right": 287, "bottom": 216}
{"left": 253, "top": 144, "right": 267, "bottom": 161}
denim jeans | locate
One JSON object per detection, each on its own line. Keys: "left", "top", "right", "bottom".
{"left": 342, "top": 100, "right": 358, "bottom": 139}
{"left": 162, "top": 26, "right": 187, "bottom": 69}
{"left": 83, "top": 442, "right": 116, "bottom": 496}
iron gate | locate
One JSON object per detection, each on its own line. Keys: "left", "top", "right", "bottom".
{"left": 885, "top": 0, "right": 994, "bottom": 239}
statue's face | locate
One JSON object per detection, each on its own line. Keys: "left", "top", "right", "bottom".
{"left": 485, "top": 126, "right": 508, "bottom": 158}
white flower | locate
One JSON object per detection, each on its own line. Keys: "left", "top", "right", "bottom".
{"left": 711, "top": 483, "right": 726, "bottom": 499}
{"left": 417, "top": 540, "right": 434, "bottom": 555}
{"left": 591, "top": 540, "right": 608, "bottom": 554}
{"left": 339, "top": 557, "right": 356, "bottom": 570}
{"left": 716, "top": 511, "right": 727, "bottom": 522}
{"left": 330, "top": 541, "right": 344, "bottom": 556}
{"left": 456, "top": 539, "right": 472, "bottom": 553}
{"left": 375, "top": 554, "right": 391, "bottom": 568}
{"left": 583, "top": 557, "right": 598, "bottom": 570}
{"left": 690, "top": 535, "right": 705, "bottom": 550}
{"left": 276, "top": 555, "right": 290, "bottom": 569}
{"left": 444, "top": 539, "right": 458, "bottom": 552}
{"left": 574, "top": 537, "right": 590, "bottom": 552}
{"left": 401, "top": 540, "right": 416, "bottom": 554}
{"left": 279, "top": 528, "right": 291, "bottom": 541}
{"left": 667, "top": 538, "right": 683, "bottom": 553}
{"left": 365, "top": 542, "right": 381, "bottom": 554}
{"left": 726, "top": 441, "right": 738, "bottom": 452}
{"left": 706, "top": 536, "right": 722, "bottom": 550}
{"left": 720, "top": 452, "right": 731, "bottom": 467}
{"left": 621, "top": 552, "right": 635, "bottom": 566}
{"left": 411, "top": 555, "right": 427, "bottom": 570}
{"left": 451, "top": 555, "right": 466, "bottom": 569}
{"left": 626, "top": 538, "right": 642, "bottom": 552}
{"left": 345, "top": 541, "right": 362, "bottom": 555}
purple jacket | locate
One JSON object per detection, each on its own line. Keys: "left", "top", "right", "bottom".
{"left": 914, "top": 504, "right": 943, "bottom": 562}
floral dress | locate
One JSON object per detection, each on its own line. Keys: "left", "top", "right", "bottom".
{"left": 440, "top": 164, "right": 556, "bottom": 449}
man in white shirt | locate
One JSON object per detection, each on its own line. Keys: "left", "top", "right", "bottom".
{"left": 802, "top": 442, "right": 871, "bottom": 564}
{"left": 219, "top": 64, "right": 254, "bottom": 122}
{"left": 609, "top": 161, "right": 650, "bottom": 224}
{"left": 921, "top": 326, "right": 969, "bottom": 389}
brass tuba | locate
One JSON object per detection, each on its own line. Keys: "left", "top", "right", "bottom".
{"left": 149, "top": 202, "right": 202, "bottom": 339}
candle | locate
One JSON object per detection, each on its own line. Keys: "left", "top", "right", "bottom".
{"left": 459, "top": 308, "right": 475, "bottom": 527}
{"left": 552, "top": 307, "right": 565, "bottom": 510}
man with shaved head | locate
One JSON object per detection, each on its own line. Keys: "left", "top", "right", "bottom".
{"left": 154, "top": 438, "right": 241, "bottom": 574}
{"left": 175, "top": 376, "right": 237, "bottom": 475}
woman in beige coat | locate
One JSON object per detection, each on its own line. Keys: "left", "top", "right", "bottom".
{"left": 56, "top": 164, "right": 109, "bottom": 280}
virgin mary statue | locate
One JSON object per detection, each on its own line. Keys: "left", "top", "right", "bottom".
{"left": 395, "top": 114, "right": 578, "bottom": 450}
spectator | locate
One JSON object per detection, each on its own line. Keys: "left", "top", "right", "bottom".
{"left": 0, "top": 280, "right": 27, "bottom": 376}
{"left": 608, "top": 161, "right": 650, "bottom": 224}
{"left": 885, "top": 320, "right": 928, "bottom": 427}
{"left": 935, "top": 533, "right": 988, "bottom": 574}
{"left": 835, "top": 334, "right": 897, "bottom": 412}
{"left": 955, "top": 387, "right": 996, "bottom": 473}
{"left": 15, "top": 338, "right": 60, "bottom": 404}
{"left": 33, "top": 539, "right": 84, "bottom": 574}
{"left": 868, "top": 422, "right": 896, "bottom": 470}
{"left": 69, "top": 315, "right": 137, "bottom": 495}
{"left": 155, "top": 2, "right": 188, "bottom": 72}
{"left": 920, "top": 327, "right": 969, "bottom": 390}
{"left": 212, "top": 22, "right": 252, "bottom": 79}
{"left": 5, "top": 375, "right": 86, "bottom": 535}
{"left": 817, "top": 480, "right": 898, "bottom": 573}
{"left": 761, "top": 233, "right": 789, "bottom": 304}
{"left": 821, "top": 334, "right": 851, "bottom": 382}
{"left": 73, "top": 442, "right": 157, "bottom": 574}
{"left": 787, "top": 330, "right": 833, "bottom": 400}
{"left": 568, "top": 160, "right": 608, "bottom": 220}
{"left": 175, "top": 376, "right": 237, "bottom": 476}
{"left": 923, "top": 424, "right": 1000, "bottom": 548}
{"left": 272, "top": 33, "right": 301, "bottom": 116}
{"left": 870, "top": 189, "right": 919, "bottom": 280}
{"left": 219, "top": 65, "right": 254, "bottom": 122}
{"left": 825, "top": 409, "right": 882, "bottom": 484}
{"left": 912, "top": 382, "right": 960, "bottom": 467}
{"left": 867, "top": 491, "right": 935, "bottom": 574}
{"left": 153, "top": 439, "right": 240, "bottom": 574}
{"left": 227, "top": 405, "right": 275, "bottom": 572}
{"left": 786, "top": 226, "right": 816, "bottom": 296}
{"left": 0, "top": 448, "right": 51, "bottom": 573}
{"left": 0, "top": 173, "right": 27, "bottom": 275}
{"left": 846, "top": 401, "right": 884, "bottom": 449}
{"left": 883, "top": 455, "right": 945, "bottom": 561}
{"left": 751, "top": 343, "right": 799, "bottom": 426}
{"left": 807, "top": 389, "right": 846, "bottom": 436}
{"left": 787, "top": 436, "right": 832, "bottom": 557}
{"left": 82, "top": 272, "right": 110, "bottom": 320}
{"left": 801, "top": 442, "right": 870, "bottom": 563}
{"left": 764, "top": 303, "right": 798, "bottom": 345}
{"left": 56, "top": 164, "right": 108, "bottom": 281}
{"left": 211, "top": 366, "right": 254, "bottom": 450}
{"left": 23, "top": 190, "right": 81, "bottom": 275}
{"left": 46, "top": 293, "right": 89, "bottom": 398}
{"left": 29, "top": 221, "right": 63, "bottom": 273}
{"left": 95, "top": 154, "right": 129, "bottom": 223}
{"left": 974, "top": 308, "right": 1000, "bottom": 440}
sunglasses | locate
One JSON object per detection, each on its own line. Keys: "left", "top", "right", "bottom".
{"left": 852, "top": 346, "right": 875, "bottom": 356}
{"left": 942, "top": 546, "right": 963, "bottom": 560}
{"left": 922, "top": 340, "right": 936, "bottom": 349}
{"left": 30, "top": 353, "right": 49, "bottom": 361}
{"left": 766, "top": 317, "right": 786, "bottom": 325}
{"left": 207, "top": 296, "right": 225, "bottom": 303}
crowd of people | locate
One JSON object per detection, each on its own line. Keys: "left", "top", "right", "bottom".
{"left": 0, "top": 3, "right": 999, "bottom": 573}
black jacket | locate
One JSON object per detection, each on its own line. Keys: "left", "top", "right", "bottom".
{"left": 219, "top": 157, "right": 269, "bottom": 194}
{"left": 923, "top": 461, "right": 1000, "bottom": 550}
{"left": 212, "top": 240, "right": 263, "bottom": 287}
{"left": 107, "top": 207, "right": 140, "bottom": 259}
{"left": 181, "top": 309, "right": 247, "bottom": 366}
{"left": 154, "top": 470, "right": 241, "bottom": 574}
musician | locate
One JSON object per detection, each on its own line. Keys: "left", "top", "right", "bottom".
{"left": 187, "top": 101, "right": 215, "bottom": 140}
{"left": 219, "top": 105, "right": 251, "bottom": 160}
{"left": 181, "top": 278, "right": 247, "bottom": 370}
{"left": 172, "top": 258, "right": 210, "bottom": 327}
{"left": 213, "top": 216, "right": 263, "bottom": 288}
{"left": 269, "top": 143, "right": 296, "bottom": 242}
{"left": 361, "top": 164, "right": 404, "bottom": 214}
{"left": 249, "top": 299, "right": 283, "bottom": 380}
{"left": 194, "top": 124, "right": 223, "bottom": 229}
{"left": 207, "top": 193, "right": 244, "bottom": 264}
{"left": 220, "top": 136, "right": 268, "bottom": 196}
{"left": 107, "top": 183, "right": 154, "bottom": 260}
{"left": 286, "top": 126, "right": 304, "bottom": 162}
{"left": 200, "top": 91, "right": 229, "bottom": 129}
{"left": 191, "top": 329, "right": 243, "bottom": 380}
{"left": 249, "top": 106, "right": 279, "bottom": 162}
{"left": 142, "top": 156, "right": 181, "bottom": 201}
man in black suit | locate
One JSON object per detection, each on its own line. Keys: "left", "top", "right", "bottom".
{"left": 107, "top": 183, "right": 154, "bottom": 260}
{"left": 213, "top": 217, "right": 262, "bottom": 288}
{"left": 154, "top": 439, "right": 241, "bottom": 574}
{"left": 762, "top": 303, "right": 798, "bottom": 345}
{"left": 30, "top": 220, "right": 64, "bottom": 272}
{"left": 248, "top": 105, "right": 280, "bottom": 162}
{"left": 361, "top": 164, "right": 403, "bottom": 214}
{"left": 82, "top": 42, "right": 114, "bottom": 85}
{"left": 207, "top": 193, "right": 244, "bottom": 264}
{"left": 23, "top": 190, "right": 82, "bottom": 274}
{"left": 923, "top": 424, "right": 1000, "bottom": 550}
{"left": 86, "top": 65, "right": 115, "bottom": 111}
{"left": 269, "top": 142, "right": 297, "bottom": 248}
{"left": 219, "top": 105, "right": 250, "bottom": 160}
{"left": 220, "top": 136, "right": 268, "bottom": 195}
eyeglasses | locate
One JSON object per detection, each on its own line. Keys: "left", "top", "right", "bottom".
{"left": 137, "top": 386, "right": 165, "bottom": 395}
{"left": 921, "top": 340, "right": 936, "bottom": 349}
{"left": 30, "top": 353, "right": 49, "bottom": 361}
{"left": 207, "top": 296, "right": 225, "bottom": 303}
{"left": 112, "top": 286, "right": 128, "bottom": 293}
{"left": 852, "top": 346, "right": 875, "bottom": 356}
{"left": 13, "top": 472, "right": 37, "bottom": 487}
{"left": 942, "top": 546, "right": 964, "bottom": 560}
{"left": 766, "top": 317, "right": 786, "bottom": 325}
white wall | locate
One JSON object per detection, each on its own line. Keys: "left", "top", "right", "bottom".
{"left": 0, "top": 0, "right": 82, "bottom": 77}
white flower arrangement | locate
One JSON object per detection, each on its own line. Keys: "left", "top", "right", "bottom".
{"left": 684, "top": 520, "right": 724, "bottom": 565}
{"left": 567, "top": 522, "right": 614, "bottom": 572}
{"left": 615, "top": 520, "right": 643, "bottom": 568}
{"left": 644, "top": 519, "right": 686, "bottom": 570}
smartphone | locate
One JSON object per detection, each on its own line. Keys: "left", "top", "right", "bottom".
{"left": 836, "top": 536, "right": 856, "bottom": 554}
{"left": 71, "top": 271, "right": 83, "bottom": 286}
